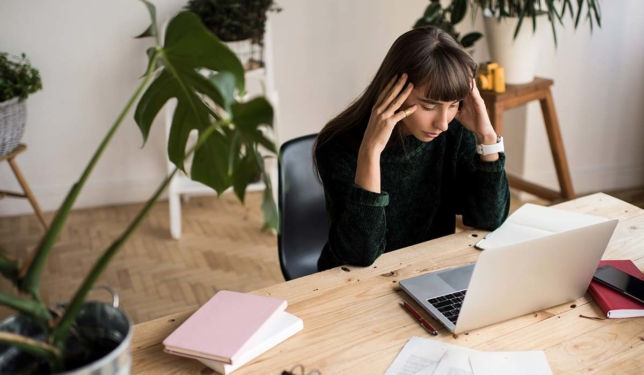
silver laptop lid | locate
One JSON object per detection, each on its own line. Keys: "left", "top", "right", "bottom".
{"left": 454, "top": 218, "right": 618, "bottom": 334}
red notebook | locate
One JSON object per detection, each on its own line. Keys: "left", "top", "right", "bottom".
{"left": 588, "top": 260, "right": 644, "bottom": 318}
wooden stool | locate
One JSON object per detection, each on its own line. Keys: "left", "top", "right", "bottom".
{"left": 480, "top": 77, "right": 575, "bottom": 202}
{"left": 0, "top": 144, "right": 48, "bottom": 229}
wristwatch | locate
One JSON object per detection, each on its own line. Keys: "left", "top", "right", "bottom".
{"left": 476, "top": 135, "right": 504, "bottom": 156}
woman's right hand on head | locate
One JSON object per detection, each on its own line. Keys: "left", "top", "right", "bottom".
{"left": 360, "top": 73, "right": 417, "bottom": 157}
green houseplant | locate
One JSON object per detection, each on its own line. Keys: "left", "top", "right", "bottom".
{"left": 414, "top": 0, "right": 483, "bottom": 49}
{"left": 185, "top": 0, "right": 282, "bottom": 44}
{"left": 185, "top": 0, "right": 282, "bottom": 70}
{"left": 470, "top": 0, "right": 602, "bottom": 84}
{"left": 0, "top": 53, "right": 42, "bottom": 103}
{"left": 469, "top": 0, "right": 602, "bottom": 45}
{"left": 0, "top": 53, "right": 43, "bottom": 157}
{"left": 0, "top": 1, "right": 278, "bottom": 373}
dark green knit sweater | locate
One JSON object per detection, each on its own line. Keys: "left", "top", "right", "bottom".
{"left": 315, "top": 120, "right": 511, "bottom": 272}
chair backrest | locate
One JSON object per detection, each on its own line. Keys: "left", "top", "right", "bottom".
{"left": 278, "top": 134, "right": 328, "bottom": 281}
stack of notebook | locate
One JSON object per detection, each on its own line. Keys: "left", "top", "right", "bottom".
{"left": 163, "top": 290, "right": 303, "bottom": 374}
{"left": 588, "top": 260, "right": 644, "bottom": 319}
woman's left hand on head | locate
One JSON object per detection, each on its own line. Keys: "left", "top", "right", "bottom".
{"left": 455, "top": 79, "right": 498, "bottom": 144}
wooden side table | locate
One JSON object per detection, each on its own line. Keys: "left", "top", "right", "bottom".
{"left": 0, "top": 144, "right": 48, "bottom": 229}
{"left": 480, "top": 77, "right": 575, "bottom": 202}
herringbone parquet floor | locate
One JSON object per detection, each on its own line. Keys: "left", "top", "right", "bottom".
{"left": 0, "top": 192, "right": 282, "bottom": 323}
{"left": 0, "top": 188, "right": 642, "bottom": 324}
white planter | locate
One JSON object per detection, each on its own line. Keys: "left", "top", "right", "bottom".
{"left": 0, "top": 97, "right": 26, "bottom": 157}
{"left": 483, "top": 14, "right": 548, "bottom": 84}
{"left": 223, "top": 39, "right": 253, "bottom": 68}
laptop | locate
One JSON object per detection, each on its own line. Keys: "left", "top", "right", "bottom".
{"left": 399, "top": 218, "right": 618, "bottom": 334}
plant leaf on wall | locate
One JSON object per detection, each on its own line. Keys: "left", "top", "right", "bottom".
{"left": 136, "top": 0, "right": 159, "bottom": 45}
{"left": 461, "top": 32, "right": 483, "bottom": 48}
{"left": 451, "top": 0, "right": 467, "bottom": 24}
{"left": 423, "top": 2, "right": 443, "bottom": 24}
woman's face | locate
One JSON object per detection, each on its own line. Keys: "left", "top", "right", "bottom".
{"left": 400, "top": 85, "right": 460, "bottom": 142}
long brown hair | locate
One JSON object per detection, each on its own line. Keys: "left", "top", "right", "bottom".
{"left": 313, "top": 26, "right": 477, "bottom": 167}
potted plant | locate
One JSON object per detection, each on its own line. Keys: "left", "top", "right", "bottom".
{"left": 0, "top": 1, "right": 278, "bottom": 374}
{"left": 469, "top": 0, "right": 602, "bottom": 83}
{"left": 414, "top": 0, "right": 483, "bottom": 53}
{"left": 0, "top": 53, "right": 42, "bottom": 157}
{"left": 185, "top": 0, "right": 282, "bottom": 70}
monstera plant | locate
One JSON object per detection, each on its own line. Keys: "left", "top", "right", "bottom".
{"left": 0, "top": 1, "right": 277, "bottom": 373}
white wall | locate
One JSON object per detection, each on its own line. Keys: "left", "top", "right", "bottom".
{"left": 0, "top": 0, "right": 183, "bottom": 217}
{"left": 1, "top": 0, "right": 643, "bottom": 218}
{"left": 270, "top": 0, "right": 429, "bottom": 142}
{"left": 521, "top": 1, "right": 644, "bottom": 193}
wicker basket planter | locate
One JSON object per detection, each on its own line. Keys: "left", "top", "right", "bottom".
{"left": 0, "top": 97, "right": 26, "bottom": 157}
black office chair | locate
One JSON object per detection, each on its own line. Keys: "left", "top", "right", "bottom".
{"left": 278, "top": 134, "right": 329, "bottom": 281}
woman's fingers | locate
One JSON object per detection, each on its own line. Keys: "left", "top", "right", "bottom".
{"left": 384, "top": 81, "right": 414, "bottom": 116}
{"left": 374, "top": 75, "right": 398, "bottom": 109}
{"left": 376, "top": 74, "right": 409, "bottom": 114}
{"left": 390, "top": 105, "right": 418, "bottom": 124}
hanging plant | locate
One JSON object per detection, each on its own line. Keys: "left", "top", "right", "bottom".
{"left": 185, "top": 0, "right": 282, "bottom": 45}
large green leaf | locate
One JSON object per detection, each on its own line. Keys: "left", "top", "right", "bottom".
{"left": 232, "top": 98, "right": 274, "bottom": 135}
{"left": 134, "top": 11, "right": 245, "bottom": 173}
{"left": 187, "top": 97, "right": 275, "bottom": 196}
{"left": 164, "top": 12, "right": 245, "bottom": 94}
{"left": 233, "top": 152, "right": 261, "bottom": 203}
{"left": 191, "top": 128, "right": 234, "bottom": 194}
{"left": 134, "top": 10, "right": 277, "bottom": 226}
{"left": 424, "top": 2, "right": 442, "bottom": 19}
{"left": 451, "top": 0, "right": 467, "bottom": 25}
{"left": 461, "top": 32, "right": 483, "bottom": 48}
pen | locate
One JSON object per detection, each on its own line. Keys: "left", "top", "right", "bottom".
{"left": 400, "top": 300, "right": 438, "bottom": 335}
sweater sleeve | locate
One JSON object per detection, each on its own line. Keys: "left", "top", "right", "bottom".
{"left": 316, "top": 148, "right": 388, "bottom": 267}
{"left": 454, "top": 128, "right": 511, "bottom": 231}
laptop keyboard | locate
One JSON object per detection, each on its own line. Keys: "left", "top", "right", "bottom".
{"left": 427, "top": 290, "right": 467, "bottom": 325}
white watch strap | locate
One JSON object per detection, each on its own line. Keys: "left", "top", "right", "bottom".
{"left": 476, "top": 136, "right": 504, "bottom": 156}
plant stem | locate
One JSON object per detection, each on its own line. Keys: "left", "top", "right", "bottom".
{"left": 19, "top": 52, "right": 161, "bottom": 298}
{"left": 51, "top": 169, "right": 177, "bottom": 347}
{"left": 0, "top": 332, "right": 61, "bottom": 371}
{"left": 0, "top": 253, "right": 19, "bottom": 283}
{"left": 51, "top": 119, "right": 228, "bottom": 348}
{"left": 0, "top": 292, "right": 52, "bottom": 323}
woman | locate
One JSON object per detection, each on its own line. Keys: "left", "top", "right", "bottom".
{"left": 314, "top": 26, "right": 511, "bottom": 272}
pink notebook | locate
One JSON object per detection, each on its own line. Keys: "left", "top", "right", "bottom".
{"left": 163, "top": 290, "right": 287, "bottom": 364}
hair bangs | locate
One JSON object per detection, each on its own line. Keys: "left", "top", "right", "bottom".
{"left": 416, "top": 48, "right": 476, "bottom": 103}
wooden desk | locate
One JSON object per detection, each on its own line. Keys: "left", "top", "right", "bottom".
{"left": 480, "top": 77, "right": 575, "bottom": 203}
{"left": 131, "top": 193, "right": 644, "bottom": 374}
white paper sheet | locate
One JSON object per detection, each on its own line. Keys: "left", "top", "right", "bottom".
{"left": 433, "top": 347, "right": 479, "bottom": 375}
{"left": 385, "top": 337, "right": 483, "bottom": 375}
{"left": 469, "top": 351, "right": 554, "bottom": 375}
{"left": 475, "top": 203, "right": 609, "bottom": 250}
{"left": 384, "top": 337, "right": 448, "bottom": 375}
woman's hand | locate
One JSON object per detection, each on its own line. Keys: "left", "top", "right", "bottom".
{"left": 355, "top": 73, "right": 417, "bottom": 193}
{"left": 455, "top": 79, "right": 498, "bottom": 145}
{"left": 360, "top": 73, "right": 418, "bottom": 157}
